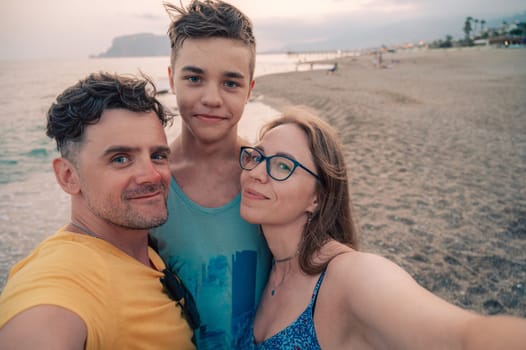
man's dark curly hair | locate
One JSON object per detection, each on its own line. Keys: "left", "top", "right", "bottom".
{"left": 165, "top": 0, "right": 256, "bottom": 80}
{"left": 46, "top": 72, "right": 171, "bottom": 161}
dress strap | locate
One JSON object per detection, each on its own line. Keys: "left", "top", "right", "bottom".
{"left": 310, "top": 270, "right": 326, "bottom": 313}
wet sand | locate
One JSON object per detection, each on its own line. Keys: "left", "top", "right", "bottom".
{"left": 252, "top": 47, "right": 526, "bottom": 317}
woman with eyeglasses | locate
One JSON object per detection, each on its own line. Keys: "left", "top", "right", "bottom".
{"left": 237, "top": 106, "right": 526, "bottom": 349}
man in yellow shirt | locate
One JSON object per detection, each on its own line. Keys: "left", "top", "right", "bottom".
{"left": 0, "top": 72, "right": 196, "bottom": 349}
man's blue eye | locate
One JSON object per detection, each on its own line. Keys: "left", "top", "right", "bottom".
{"left": 112, "top": 155, "right": 129, "bottom": 164}
{"left": 152, "top": 153, "right": 168, "bottom": 161}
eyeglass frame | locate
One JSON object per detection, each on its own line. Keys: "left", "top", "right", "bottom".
{"left": 239, "top": 146, "right": 320, "bottom": 181}
{"left": 160, "top": 268, "right": 201, "bottom": 330}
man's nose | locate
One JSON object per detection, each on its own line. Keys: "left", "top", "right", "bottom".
{"left": 135, "top": 159, "right": 163, "bottom": 184}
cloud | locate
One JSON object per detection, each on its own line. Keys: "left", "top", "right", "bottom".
{"left": 1, "top": 0, "right": 524, "bottom": 60}
{"left": 134, "top": 13, "right": 164, "bottom": 21}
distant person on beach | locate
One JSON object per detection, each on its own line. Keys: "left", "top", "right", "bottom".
{"left": 0, "top": 73, "right": 196, "bottom": 349}
{"left": 238, "top": 106, "right": 526, "bottom": 349}
{"left": 373, "top": 49, "right": 384, "bottom": 68}
{"left": 149, "top": 1, "right": 271, "bottom": 348}
{"left": 327, "top": 62, "right": 338, "bottom": 75}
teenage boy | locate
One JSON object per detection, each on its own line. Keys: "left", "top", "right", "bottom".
{"left": 150, "top": 1, "right": 271, "bottom": 348}
{"left": 0, "top": 73, "right": 195, "bottom": 349}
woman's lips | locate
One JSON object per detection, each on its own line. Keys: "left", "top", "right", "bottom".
{"left": 243, "top": 188, "right": 269, "bottom": 200}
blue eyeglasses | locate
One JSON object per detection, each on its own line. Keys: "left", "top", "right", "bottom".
{"left": 239, "top": 146, "right": 320, "bottom": 181}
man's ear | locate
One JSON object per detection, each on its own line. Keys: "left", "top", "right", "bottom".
{"left": 52, "top": 158, "right": 80, "bottom": 195}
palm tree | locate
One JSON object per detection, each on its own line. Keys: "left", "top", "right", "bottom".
{"left": 443, "top": 34, "right": 453, "bottom": 48}
{"left": 480, "top": 19, "right": 486, "bottom": 35}
{"left": 501, "top": 21, "right": 509, "bottom": 35}
{"left": 463, "top": 17, "right": 473, "bottom": 41}
{"left": 474, "top": 19, "right": 479, "bottom": 37}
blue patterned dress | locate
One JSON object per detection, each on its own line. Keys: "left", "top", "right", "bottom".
{"left": 241, "top": 271, "right": 326, "bottom": 349}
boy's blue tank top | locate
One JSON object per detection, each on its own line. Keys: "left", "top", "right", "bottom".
{"left": 150, "top": 177, "right": 271, "bottom": 349}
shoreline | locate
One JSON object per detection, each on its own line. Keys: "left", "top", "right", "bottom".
{"left": 251, "top": 47, "right": 526, "bottom": 317}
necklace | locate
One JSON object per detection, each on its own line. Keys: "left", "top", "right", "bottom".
{"left": 271, "top": 283, "right": 283, "bottom": 296}
{"left": 273, "top": 251, "right": 299, "bottom": 264}
{"left": 270, "top": 251, "right": 298, "bottom": 296}
{"left": 70, "top": 222, "right": 100, "bottom": 238}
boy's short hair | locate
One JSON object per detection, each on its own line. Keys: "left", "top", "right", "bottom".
{"left": 165, "top": 0, "right": 256, "bottom": 80}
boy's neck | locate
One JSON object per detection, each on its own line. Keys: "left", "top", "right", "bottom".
{"left": 172, "top": 133, "right": 248, "bottom": 160}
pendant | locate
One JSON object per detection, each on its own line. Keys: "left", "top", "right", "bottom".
{"left": 271, "top": 289, "right": 275, "bottom": 296}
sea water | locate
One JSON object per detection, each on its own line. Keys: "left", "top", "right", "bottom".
{"left": 0, "top": 52, "right": 343, "bottom": 290}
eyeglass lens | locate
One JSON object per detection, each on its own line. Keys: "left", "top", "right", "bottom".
{"left": 241, "top": 148, "right": 295, "bottom": 180}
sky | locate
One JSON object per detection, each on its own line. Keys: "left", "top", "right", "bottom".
{"left": 0, "top": 0, "right": 524, "bottom": 61}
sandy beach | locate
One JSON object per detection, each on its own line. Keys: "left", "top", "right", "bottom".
{"left": 252, "top": 47, "right": 526, "bottom": 317}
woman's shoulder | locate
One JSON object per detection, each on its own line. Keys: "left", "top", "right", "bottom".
{"left": 324, "top": 245, "right": 412, "bottom": 287}
{"left": 321, "top": 241, "right": 377, "bottom": 268}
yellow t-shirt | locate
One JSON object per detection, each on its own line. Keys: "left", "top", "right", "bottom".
{"left": 0, "top": 228, "right": 195, "bottom": 350}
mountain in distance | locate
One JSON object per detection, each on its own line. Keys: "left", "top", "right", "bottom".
{"left": 93, "top": 33, "right": 170, "bottom": 58}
